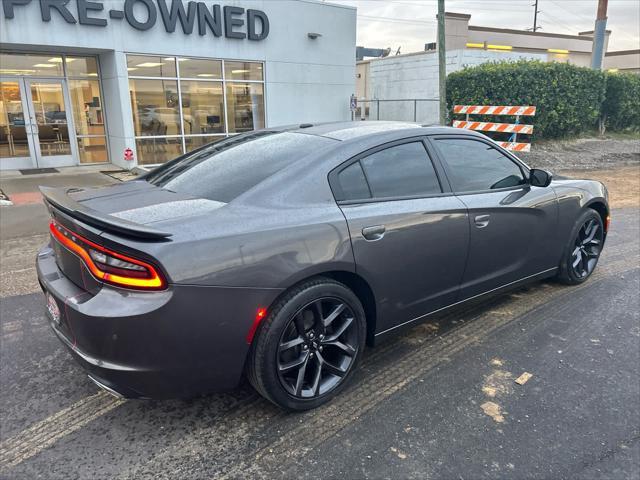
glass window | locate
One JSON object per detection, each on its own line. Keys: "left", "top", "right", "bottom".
{"left": 68, "top": 80, "right": 105, "bottom": 136}
{"left": 434, "top": 138, "right": 525, "bottom": 192}
{"left": 145, "top": 132, "right": 334, "bottom": 203}
{"left": 0, "top": 81, "right": 30, "bottom": 159}
{"left": 30, "top": 82, "right": 72, "bottom": 156}
{"left": 129, "top": 79, "right": 180, "bottom": 136}
{"left": 226, "top": 83, "right": 264, "bottom": 133}
{"left": 337, "top": 162, "right": 371, "bottom": 201}
{"left": 126, "top": 55, "right": 267, "bottom": 164}
{"left": 360, "top": 142, "right": 441, "bottom": 198}
{"left": 224, "top": 61, "right": 263, "bottom": 81}
{"left": 178, "top": 58, "right": 222, "bottom": 79}
{"left": 126, "top": 55, "right": 176, "bottom": 77}
{"left": 65, "top": 57, "right": 98, "bottom": 77}
{"left": 185, "top": 135, "right": 224, "bottom": 152}
{"left": 77, "top": 136, "right": 107, "bottom": 163}
{"left": 0, "top": 52, "right": 63, "bottom": 76}
{"left": 180, "top": 81, "right": 225, "bottom": 134}
{"left": 135, "top": 137, "right": 183, "bottom": 165}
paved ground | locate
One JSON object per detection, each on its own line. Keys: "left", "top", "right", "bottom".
{"left": 0, "top": 166, "right": 639, "bottom": 479}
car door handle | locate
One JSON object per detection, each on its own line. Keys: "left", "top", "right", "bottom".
{"left": 362, "top": 225, "right": 386, "bottom": 241}
{"left": 474, "top": 215, "right": 491, "bottom": 228}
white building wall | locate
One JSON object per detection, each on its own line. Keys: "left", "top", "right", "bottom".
{"left": 0, "top": 0, "right": 356, "bottom": 168}
{"left": 367, "top": 49, "right": 547, "bottom": 124}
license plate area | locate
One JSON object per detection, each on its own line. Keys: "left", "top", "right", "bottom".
{"left": 45, "top": 292, "right": 61, "bottom": 325}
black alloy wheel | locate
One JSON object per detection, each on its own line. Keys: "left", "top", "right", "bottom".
{"left": 570, "top": 217, "right": 604, "bottom": 279}
{"left": 277, "top": 297, "right": 359, "bottom": 398}
{"left": 247, "top": 278, "right": 366, "bottom": 411}
{"left": 558, "top": 209, "right": 605, "bottom": 285}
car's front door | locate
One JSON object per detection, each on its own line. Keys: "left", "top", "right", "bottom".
{"left": 429, "top": 135, "right": 558, "bottom": 300}
{"left": 331, "top": 138, "right": 469, "bottom": 336}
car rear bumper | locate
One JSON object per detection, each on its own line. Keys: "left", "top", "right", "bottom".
{"left": 36, "top": 244, "right": 282, "bottom": 399}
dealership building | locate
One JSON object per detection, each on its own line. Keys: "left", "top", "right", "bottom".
{"left": 0, "top": 0, "right": 356, "bottom": 171}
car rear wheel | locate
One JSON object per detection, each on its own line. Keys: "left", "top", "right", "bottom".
{"left": 557, "top": 209, "right": 604, "bottom": 285}
{"left": 247, "top": 278, "right": 366, "bottom": 411}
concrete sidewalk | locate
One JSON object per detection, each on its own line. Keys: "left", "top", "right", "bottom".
{"left": 0, "top": 165, "right": 134, "bottom": 239}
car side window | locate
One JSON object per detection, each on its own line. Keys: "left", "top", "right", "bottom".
{"left": 361, "top": 142, "right": 441, "bottom": 198}
{"left": 336, "top": 141, "right": 442, "bottom": 202}
{"left": 337, "top": 162, "right": 371, "bottom": 201}
{"left": 433, "top": 138, "right": 526, "bottom": 192}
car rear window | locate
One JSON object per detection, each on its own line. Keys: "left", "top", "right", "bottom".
{"left": 144, "top": 131, "right": 335, "bottom": 203}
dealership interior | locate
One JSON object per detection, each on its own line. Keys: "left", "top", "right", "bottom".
{"left": 0, "top": 52, "right": 266, "bottom": 168}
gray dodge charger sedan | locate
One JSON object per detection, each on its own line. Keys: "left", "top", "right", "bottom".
{"left": 37, "top": 121, "right": 609, "bottom": 410}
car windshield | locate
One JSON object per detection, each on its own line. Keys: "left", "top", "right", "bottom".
{"left": 144, "top": 131, "right": 335, "bottom": 203}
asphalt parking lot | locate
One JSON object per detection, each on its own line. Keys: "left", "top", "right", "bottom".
{"left": 1, "top": 168, "right": 639, "bottom": 479}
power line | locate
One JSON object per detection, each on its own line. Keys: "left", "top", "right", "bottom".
{"left": 548, "top": 0, "right": 595, "bottom": 24}
{"left": 538, "top": 8, "right": 585, "bottom": 33}
{"left": 358, "top": 14, "right": 436, "bottom": 25}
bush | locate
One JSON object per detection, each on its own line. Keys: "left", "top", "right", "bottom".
{"left": 603, "top": 71, "right": 640, "bottom": 131}
{"left": 447, "top": 60, "right": 606, "bottom": 139}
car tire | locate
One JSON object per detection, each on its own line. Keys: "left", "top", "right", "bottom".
{"left": 557, "top": 209, "right": 604, "bottom": 285}
{"left": 247, "top": 277, "right": 367, "bottom": 411}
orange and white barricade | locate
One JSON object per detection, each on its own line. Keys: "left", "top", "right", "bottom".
{"left": 452, "top": 105, "right": 536, "bottom": 152}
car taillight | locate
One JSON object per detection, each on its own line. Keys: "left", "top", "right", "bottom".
{"left": 49, "top": 219, "right": 167, "bottom": 290}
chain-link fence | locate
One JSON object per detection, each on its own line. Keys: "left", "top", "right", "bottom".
{"left": 353, "top": 99, "right": 440, "bottom": 124}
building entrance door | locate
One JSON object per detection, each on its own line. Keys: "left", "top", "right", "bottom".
{"left": 0, "top": 77, "right": 76, "bottom": 170}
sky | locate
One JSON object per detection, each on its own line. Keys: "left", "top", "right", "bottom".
{"left": 332, "top": 0, "right": 640, "bottom": 54}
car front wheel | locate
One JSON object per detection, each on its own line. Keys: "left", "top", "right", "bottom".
{"left": 247, "top": 278, "right": 366, "bottom": 411}
{"left": 557, "top": 209, "right": 604, "bottom": 285}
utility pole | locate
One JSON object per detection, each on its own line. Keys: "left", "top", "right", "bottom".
{"left": 438, "top": 0, "right": 446, "bottom": 125}
{"left": 591, "top": 0, "right": 608, "bottom": 69}
{"left": 532, "top": 0, "right": 539, "bottom": 32}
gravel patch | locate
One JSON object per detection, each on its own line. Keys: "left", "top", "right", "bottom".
{"left": 519, "top": 137, "right": 640, "bottom": 171}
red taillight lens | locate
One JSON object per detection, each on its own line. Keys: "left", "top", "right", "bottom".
{"left": 49, "top": 219, "right": 167, "bottom": 290}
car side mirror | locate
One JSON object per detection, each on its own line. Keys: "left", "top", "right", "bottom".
{"left": 530, "top": 168, "right": 553, "bottom": 187}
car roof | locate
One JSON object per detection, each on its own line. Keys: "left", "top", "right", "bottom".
{"left": 270, "top": 121, "right": 484, "bottom": 142}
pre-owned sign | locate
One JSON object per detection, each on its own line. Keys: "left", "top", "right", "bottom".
{"left": 2, "top": 0, "right": 270, "bottom": 40}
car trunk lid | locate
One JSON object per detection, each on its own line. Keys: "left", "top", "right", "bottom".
{"left": 41, "top": 181, "right": 224, "bottom": 291}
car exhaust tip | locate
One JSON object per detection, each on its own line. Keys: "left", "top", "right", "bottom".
{"left": 87, "top": 375, "right": 126, "bottom": 400}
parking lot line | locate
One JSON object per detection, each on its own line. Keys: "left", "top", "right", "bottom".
{"left": 0, "top": 391, "right": 125, "bottom": 470}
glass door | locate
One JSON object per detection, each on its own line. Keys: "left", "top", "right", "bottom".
{"left": 0, "top": 78, "right": 37, "bottom": 169}
{"left": 24, "top": 78, "right": 76, "bottom": 168}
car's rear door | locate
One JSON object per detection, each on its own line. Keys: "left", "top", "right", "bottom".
{"left": 428, "top": 135, "right": 558, "bottom": 300}
{"left": 330, "top": 138, "right": 469, "bottom": 336}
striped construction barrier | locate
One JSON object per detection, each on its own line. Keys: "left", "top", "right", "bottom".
{"left": 452, "top": 105, "right": 536, "bottom": 152}
{"left": 495, "top": 141, "right": 531, "bottom": 152}
{"left": 452, "top": 121, "right": 534, "bottom": 135}
{"left": 453, "top": 105, "right": 537, "bottom": 116}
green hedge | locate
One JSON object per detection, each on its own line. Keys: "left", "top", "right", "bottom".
{"left": 603, "top": 71, "right": 640, "bottom": 131}
{"left": 447, "top": 60, "right": 606, "bottom": 139}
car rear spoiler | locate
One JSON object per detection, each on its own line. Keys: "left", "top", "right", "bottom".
{"left": 39, "top": 186, "right": 172, "bottom": 240}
